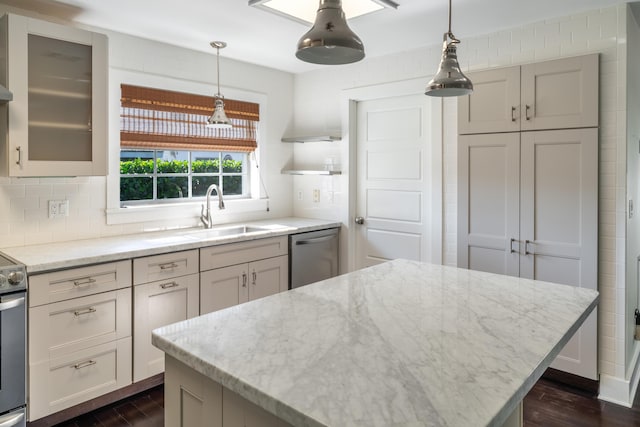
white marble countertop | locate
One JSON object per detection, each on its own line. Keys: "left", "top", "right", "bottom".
{"left": 0, "top": 217, "right": 340, "bottom": 273}
{"left": 153, "top": 259, "right": 599, "bottom": 427}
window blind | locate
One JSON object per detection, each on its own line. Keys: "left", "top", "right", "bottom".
{"left": 120, "top": 84, "right": 259, "bottom": 152}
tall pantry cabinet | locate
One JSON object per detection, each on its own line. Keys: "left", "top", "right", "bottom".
{"left": 457, "top": 54, "right": 599, "bottom": 380}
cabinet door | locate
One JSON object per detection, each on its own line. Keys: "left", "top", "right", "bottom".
{"left": 133, "top": 273, "right": 199, "bottom": 382}
{"left": 4, "top": 14, "right": 107, "bottom": 176}
{"left": 458, "top": 66, "right": 520, "bottom": 134}
{"left": 521, "top": 54, "right": 598, "bottom": 131}
{"left": 164, "top": 355, "right": 223, "bottom": 427}
{"left": 249, "top": 256, "right": 288, "bottom": 302}
{"left": 458, "top": 133, "right": 520, "bottom": 276}
{"left": 520, "top": 128, "right": 598, "bottom": 379}
{"left": 200, "top": 264, "right": 249, "bottom": 315}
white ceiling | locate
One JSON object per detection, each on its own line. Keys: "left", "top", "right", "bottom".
{"left": 1, "top": 0, "right": 631, "bottom": 74}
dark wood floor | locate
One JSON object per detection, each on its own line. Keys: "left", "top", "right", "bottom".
{"left": 53, "top": 378, "right": 640, "bottom": 426}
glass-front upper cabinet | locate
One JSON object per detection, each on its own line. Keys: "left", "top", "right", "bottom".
{"left": 0, "top": 14, "right": 108, "bottom": 176}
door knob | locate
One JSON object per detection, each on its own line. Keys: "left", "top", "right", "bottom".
{"left": 355, "top": 216, "right": 364, "bottom": 225}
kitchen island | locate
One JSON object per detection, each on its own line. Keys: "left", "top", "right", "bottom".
{"left": 152, "top": 259, "right": 599, "bottom": 427}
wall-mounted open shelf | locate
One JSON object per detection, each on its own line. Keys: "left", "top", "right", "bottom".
{"left": 281, "top": 135, "right": 341, "bottom": 143}
{"left": 281, "top": 169, "right": 342, "bottom": 176}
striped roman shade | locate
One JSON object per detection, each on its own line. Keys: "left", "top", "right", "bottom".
{"left": 120, "top": 84, "right": 259, "bottom": 152}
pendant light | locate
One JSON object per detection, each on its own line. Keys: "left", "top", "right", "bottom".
{"left": 296, "top": 0, "right": 365, "bottom": 65}
{"left": 207, "top": 41, "right": 232, "bottom": 129}
{"left": 425, "top": 0, "right": 473, "bottom": 97}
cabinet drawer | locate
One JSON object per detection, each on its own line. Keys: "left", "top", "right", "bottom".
{"left": 200, "top": 237, "right": 287, "bottom": 271}
{"left": 133, "top": 249, "right": 198, "bottom": 285}
{"left": 29, "top": 288, "right": 131, "bottom": 363}
{"left": 28, "top": 337, "right": 132, "bottom": 422}
{"left": 29, "top": 260, "right": 132, "bottom": 307}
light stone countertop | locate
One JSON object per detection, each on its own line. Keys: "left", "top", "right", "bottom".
{"left": 153, "top": 259, "right": 599, "bottom": 427}
{"left": 0, "top": 217, "right": 340, "bottom": 273}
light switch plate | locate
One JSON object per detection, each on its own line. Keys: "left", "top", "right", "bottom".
{"left": 313, "top": 189, "right": 320, "bottom": 203}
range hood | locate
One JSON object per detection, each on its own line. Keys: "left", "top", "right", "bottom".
{"left": 0, "top": 84, "right": 12, "bottom": 103}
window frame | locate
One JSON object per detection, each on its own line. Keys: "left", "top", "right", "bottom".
{"left": 106, "top": 69, "right": 268, "bottom": 225}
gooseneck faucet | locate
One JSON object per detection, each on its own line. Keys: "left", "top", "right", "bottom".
{"left": 200, "top": 183, "right": 225, "bottom": 229}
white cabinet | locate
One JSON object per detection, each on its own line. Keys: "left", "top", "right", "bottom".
{"left": 133, "top": 249, "right": 199, "bottom": 382}
{"left": 457, "top": 128, "right": 598, "bottom": 379}
{"left": 458, "top": 54, "right": 598, "bottom": 134}
{"left": 28, "top": 261, "right": 132, "bottom": 422}
{"left": 200, "top": 237, "right": 288, "bottom": 315}
{"left": 133, "top": 273, "right": 199, "bottom": 382}
{"left": 165, "top": 355, "right": 291, "bottom": 427}
{"left": 0, "top": 13, "right": 108, "bottom": 176}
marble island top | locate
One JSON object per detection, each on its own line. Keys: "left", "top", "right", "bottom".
{"left": 152, "top": 259, "right": 599, "bottom": 427}
{"left": 0, "top": 217, "right": 339, "bottom": 273}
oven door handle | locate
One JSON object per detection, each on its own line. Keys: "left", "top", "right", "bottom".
{"left": 0, "top": 296, "right": 25, "bottom": 312}
{"left": 0, "top": 411, "right": 25, "bottom": 427}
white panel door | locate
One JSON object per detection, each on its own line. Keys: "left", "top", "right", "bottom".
{"left": 458, "top": 133, "right": 520, "bottom": 276}
{"left": 355, "top": 95, "right": 435, "bottom": 268}
{"left": 520, "top": 128, "right": 598, "bottom": 379}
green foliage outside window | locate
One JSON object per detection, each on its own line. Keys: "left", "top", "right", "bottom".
{"left": 120, "top": 158, "right": 243, "bottom": 201}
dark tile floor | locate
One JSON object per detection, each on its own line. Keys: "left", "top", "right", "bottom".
{"left": 53, "top": 378, "right": 640, "bottom": 426}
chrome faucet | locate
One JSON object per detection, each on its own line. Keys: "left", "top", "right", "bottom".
{"left": 200, "top": 183, "right": 225, "bottom": 229}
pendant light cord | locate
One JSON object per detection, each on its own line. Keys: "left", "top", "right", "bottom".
{"left": 216, "top": 46, "right": 221, "bottom": 98}
{"left": 446, "top": 0, "right": 460, "bottom": 45}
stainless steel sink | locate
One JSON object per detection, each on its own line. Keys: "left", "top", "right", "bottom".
{"left": 208, "top": 225, "right": 269, "bottom": 236}
{"left": 185, "top": 224, "right": 278, "bottom": 238}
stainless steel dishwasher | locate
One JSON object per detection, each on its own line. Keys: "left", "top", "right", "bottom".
{"left": 289, "top": 228, "right": 339, "bottom": 289}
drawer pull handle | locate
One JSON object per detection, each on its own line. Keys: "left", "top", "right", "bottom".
{"left": 160, "top": 281, "right": 179, "bottom": 289}
{"left": 159, "top": 262, "right": 179, "bottom": 270}
{"left": 242, "top": 273, "right": 247, "bottom": 288}
{"left": 73, "top": 277, "right": 97, "bottom": 287}
{"left": 73, "top": 307, "right": 97, "bottom": 317}
{"left": 73, "top": 360, "right": 96, "bottom": 370}
{"left": 252, "top": 271, "right": 257, "bottom": 286}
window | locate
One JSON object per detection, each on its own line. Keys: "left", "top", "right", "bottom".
{"left": 119, "top": 85, "right": 259, "bottom": 205}
{"left": 120, "top": 150, "right": 247, "bottom": 203}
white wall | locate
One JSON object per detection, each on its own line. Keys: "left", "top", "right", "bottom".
{"left": 293, "top": 5, "right": 628, "bottom": 387}
{"left": 0, "top": 4, "right": 295, "bottom": 247}
{"left": 626, "top": 3, "right": 640, "bottom": 380}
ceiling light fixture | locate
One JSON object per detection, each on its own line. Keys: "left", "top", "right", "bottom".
{"left": 295, "top": 0, "right": 366, "bottom": 65}
{"left": 207, "top": 41, "right": 232, "bottom": 129}
{"left": 425, "top": 0, "right": 473, "bottom": 97}
{"left": 249, "top": 0, "right": 398, "bottom": 25}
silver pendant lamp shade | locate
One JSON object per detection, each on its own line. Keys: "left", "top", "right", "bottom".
{"left": 425, "top": 0, "right": 473, "bottom": 97}
{"left": 207, "top": 41, "right": 232, "bottom": 129}
{"left": 296, "top": 0, "right": 365, "bottom": 65}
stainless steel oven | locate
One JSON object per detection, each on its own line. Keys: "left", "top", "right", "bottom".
{"left": 0, "top": 254, "right": 26, "bottom": 427}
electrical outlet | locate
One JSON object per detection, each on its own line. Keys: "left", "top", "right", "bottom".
{"left": 297, "top": 190, "right": 303, "bottom": 201}
{"left": 48, "top": 200, "right": 69, "bottom": 219}
{"left": 313, "top": 189, "right": 320, "bottom": 203}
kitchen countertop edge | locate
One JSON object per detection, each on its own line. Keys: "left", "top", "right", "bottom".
{"left": 0, "top": 217, "right": 341, "bottom": 273}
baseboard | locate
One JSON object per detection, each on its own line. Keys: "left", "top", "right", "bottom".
{"left": 598, "top": 343, "right": 640, "bottom": 407}
{"left": 27, "top": 373, "right": 164, "bottom": 427}
{"left": 542, "top": 368, "right": 599, "bottom": 394}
